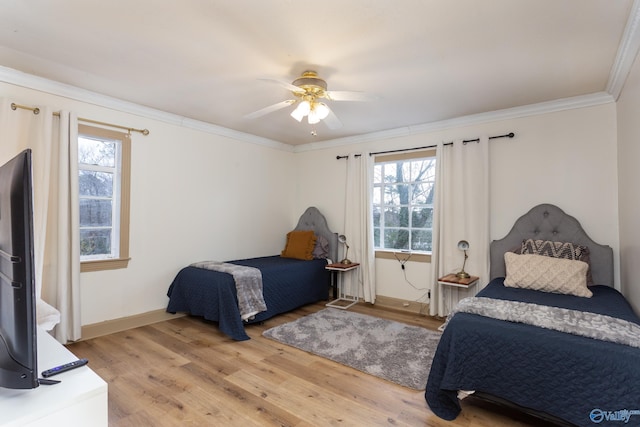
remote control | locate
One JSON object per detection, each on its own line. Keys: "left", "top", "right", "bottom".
{"left": 41, "top": 358, "right": 89, "bottom": 378}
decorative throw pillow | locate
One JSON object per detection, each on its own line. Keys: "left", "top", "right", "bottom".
{"left": 520, "top": 239, "right": 593, "bottom": 285}
{"left": 504, "top": 252, "right": 592, "bottom": 298}
{"left": 312, "top": 234, "right": 330, "bottom": 259}
{"left": 281, "top": 230, "right": 317, "bottom": 260}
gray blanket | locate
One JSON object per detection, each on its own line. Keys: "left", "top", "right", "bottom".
{"left": 445, "top": 296, "right": 640, "bottom": 349}
{"left": 191, "top": 261, "right": 267, "bottom": 321}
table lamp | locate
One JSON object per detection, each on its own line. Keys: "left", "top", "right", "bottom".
{"left": 456, "top": 240, "right": 470, "bottom": 278}
{"left": 338, "top": 234, "right": 352, "bottom": 264}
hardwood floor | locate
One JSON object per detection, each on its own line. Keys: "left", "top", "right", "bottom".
{"left": 67, "top": 302, "right": 551, "bottom": 426}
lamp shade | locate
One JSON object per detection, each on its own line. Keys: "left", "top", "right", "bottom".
{"left": 290, "top": 100, "right": 311, "bottom": 122}
{"left": 307, "top": 110, "right": 321, "bottom": 124}
{"left": 315, "top": 102, "right": 330, "bottom": 120}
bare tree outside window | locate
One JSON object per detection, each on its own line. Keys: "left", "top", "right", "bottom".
{"left": 77, "top": 125, "right": 131, "bottom": 271}
{"left": 373, "top": 156, "right": 436, "bottom": 252}
{"left": 78, "top": 136, "right": 119, "bottom": 257}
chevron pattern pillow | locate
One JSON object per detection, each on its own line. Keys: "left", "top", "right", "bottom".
{"left": 521, "top": 239, "right": 593, "bottom": 285}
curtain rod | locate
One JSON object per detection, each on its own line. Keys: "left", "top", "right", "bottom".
{"left": 336, "top": 132, "right": 514, "bottom": 159}
{"left": 10, "top": 102, "right": 150, "bottom": 136}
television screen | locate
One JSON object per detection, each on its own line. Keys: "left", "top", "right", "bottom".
{"left": 0, "top": 149, "right": 38, "bottom": 389}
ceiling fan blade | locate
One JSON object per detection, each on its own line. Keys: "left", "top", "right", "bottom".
{"left": 244, "top": 100, "right": 296, "bottom": 119}
{"left": 325, "top": 90, "right": 374, "bottom": 102}
{"left": 323, "top": 107, "right": 342, "bottom": 130}
{"left": 258, "top": 78, "right": 305, "bottom": 94}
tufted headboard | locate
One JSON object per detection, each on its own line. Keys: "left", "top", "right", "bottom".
{"left": 293, "top": 207, "right": 339, "bottom": 263}
{"left": 490, "top": 204, "right": 614, "bottom": 287}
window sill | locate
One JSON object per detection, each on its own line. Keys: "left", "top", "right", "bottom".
{"left": 375, "top": 250, "right": 431, "bottom": 263}
{"left": 81, "top": 257, "right": 131, "bottom": 272}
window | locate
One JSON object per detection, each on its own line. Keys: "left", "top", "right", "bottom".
{"left": 78, "top": 125, "right": 131, "bottom": 272}
{"left": 373, "top": 150, "right": 436, "bottom": 254}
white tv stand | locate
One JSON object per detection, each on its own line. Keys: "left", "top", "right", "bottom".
{"left": 0, "top": 328, "right": 108, "bottom": 426}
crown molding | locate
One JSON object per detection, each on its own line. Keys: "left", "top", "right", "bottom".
{"left": 0, "top": 66, "right": 294, "bottom": 152}
{"left": 606, "top": 0, "right": 640, "bottom": 100}
{"left": 294, "top": 91, "right": 615, "bottom": 153}
{"left": 0, "top": 64, "right": 616, "bottom": 155}
{"left": 298, "top": 0, "right": 639, "bottom": 153}
{"left": 3, "top": 9, "right": 632, "bottom": 158}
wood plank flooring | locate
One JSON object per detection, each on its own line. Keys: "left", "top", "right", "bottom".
{"left": 67, "top": 302, "right": 551, "bottom": 426}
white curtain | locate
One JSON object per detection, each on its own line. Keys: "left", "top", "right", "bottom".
{"left": 343, "top": 152, "right": 376, "bottom": 302}
{"left": 44, "top": 111, "right": 81, "bottom": 343}
{"left": 0, "top": 99, "right": 81, "bottom": 342}
{"left": 430, "top": 137, "right": 490, "bottom": 317}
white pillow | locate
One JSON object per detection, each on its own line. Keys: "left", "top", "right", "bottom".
{"left": 504, "top": 252, "right": 592, "bottom": 298}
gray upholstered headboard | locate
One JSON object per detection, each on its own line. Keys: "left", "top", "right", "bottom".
{"left": 490, "top": 203, "right": 614, "bottom": 287}
{"left": 293, "top": 207, "right": 339, "bottom": 263}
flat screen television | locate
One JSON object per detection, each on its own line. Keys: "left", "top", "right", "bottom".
{"left": 0, "top": 149, "right": 38, "bottom": 389}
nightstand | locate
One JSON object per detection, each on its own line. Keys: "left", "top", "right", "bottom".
{"left": 437, "top": 273, "right": 479, "bottom": 290}
{"left": 437, "top": 273, "right": 479, "bottom": 329}
{"left": 325, "top": 262, "right": 359, "bottom": 309}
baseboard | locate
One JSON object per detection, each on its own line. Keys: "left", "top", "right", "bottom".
{"left": 80, "top": 299, "right": 425, "bottom": 340}
{"left": 374, "top": 295, "right": 428, "bottom": 315}
{"left": 80, "top": 309, "right": 185, "bottom": 341}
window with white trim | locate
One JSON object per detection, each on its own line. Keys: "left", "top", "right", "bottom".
{"left": 373, "top": 150, "right": 436, "bottom": 253}
{"left": 78, "top": 125, "right": 131, "bottom": 271}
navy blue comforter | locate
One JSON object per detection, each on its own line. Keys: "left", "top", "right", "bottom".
{"left": 166, "top": 256, "right": 329, "bottom": 340}
{"left": 426, "top": 278, "right": 640, "bottom": 427}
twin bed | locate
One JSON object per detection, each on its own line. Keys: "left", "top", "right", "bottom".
{"left": 166, "top": 207, "right": 338, "bottom": 341}
{"left": 167, "top": 202, "right": 639, "bottom": 425}
{"left": 426, "top": 204, "right": 640, "bottom": 426}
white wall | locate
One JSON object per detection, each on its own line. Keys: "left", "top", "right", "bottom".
{"left": 616, "top": 52, "right": 640, "bottom": 314}
{"left": 294, "top": 103, "right": 620, "bottom": 302}
{"left": 1, "top": 82, "right": 296, "bottom": 325}
{"left": 1, "top": 78, "right": 624, "bottom": 324}
{"left": 86, "top": 122, "right": 295, "bottom": 324}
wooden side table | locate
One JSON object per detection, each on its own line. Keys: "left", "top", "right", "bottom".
{"left": 325, "top": 262, "right": 360, "bottom": 309}
{"left": 437, "top": 273, "right": 480, "bottom": 329}
{"left": 437, "top": 273, "right": 479, "bottom": 290}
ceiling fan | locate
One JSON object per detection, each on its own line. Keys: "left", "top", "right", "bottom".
{"left": 245, "top": 70, "right": 371, "bottom": 129}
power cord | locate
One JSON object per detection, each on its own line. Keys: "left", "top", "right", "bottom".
{"left": 394, "top": 251, "right": 429, "bottom": 292}
{"left": 394, "top": 251, "right": 411, "bottom": 270}
{"left": 394, "top": 251, "right": 431, "bottom": 315}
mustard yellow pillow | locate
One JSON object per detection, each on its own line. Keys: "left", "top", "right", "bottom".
{"left": 281, "top": 230, "right": 317, "bottom": 260}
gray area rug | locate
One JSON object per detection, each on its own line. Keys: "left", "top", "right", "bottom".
{"left": 263, "top": 308, "right": 441, "bottom": 390}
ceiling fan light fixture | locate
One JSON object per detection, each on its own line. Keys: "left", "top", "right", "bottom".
{"left": 248, "top": 70, "right": 368, "bottom": 131}
{"left": 306, "top": 101, "right": 330, "bottom": 124}
{"left": 290, "top": 109, "right": 304, "bottom": 122}
{"left": 290, "top": 100, "right": 310, "bottom": 122}
{"left": 314, "top": 102, "right": 330, "bottom": 120}
{"left": 307, "top": 109, "right": 321, "bottom": 124}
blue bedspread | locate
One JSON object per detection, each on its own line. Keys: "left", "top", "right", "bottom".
{"left": 426, "top": 278, "right": 640, "bottom": 427}
{"left": 166, "top": 256, "right": 329, "bottom": 341}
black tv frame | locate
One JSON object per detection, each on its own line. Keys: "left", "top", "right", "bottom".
{"left": 0, "top": 149, "right": 38, "bottom": 389}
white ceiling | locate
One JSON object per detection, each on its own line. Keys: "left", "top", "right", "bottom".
{"left": 0, "top": 0, "right": 637, "bottom": 146}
